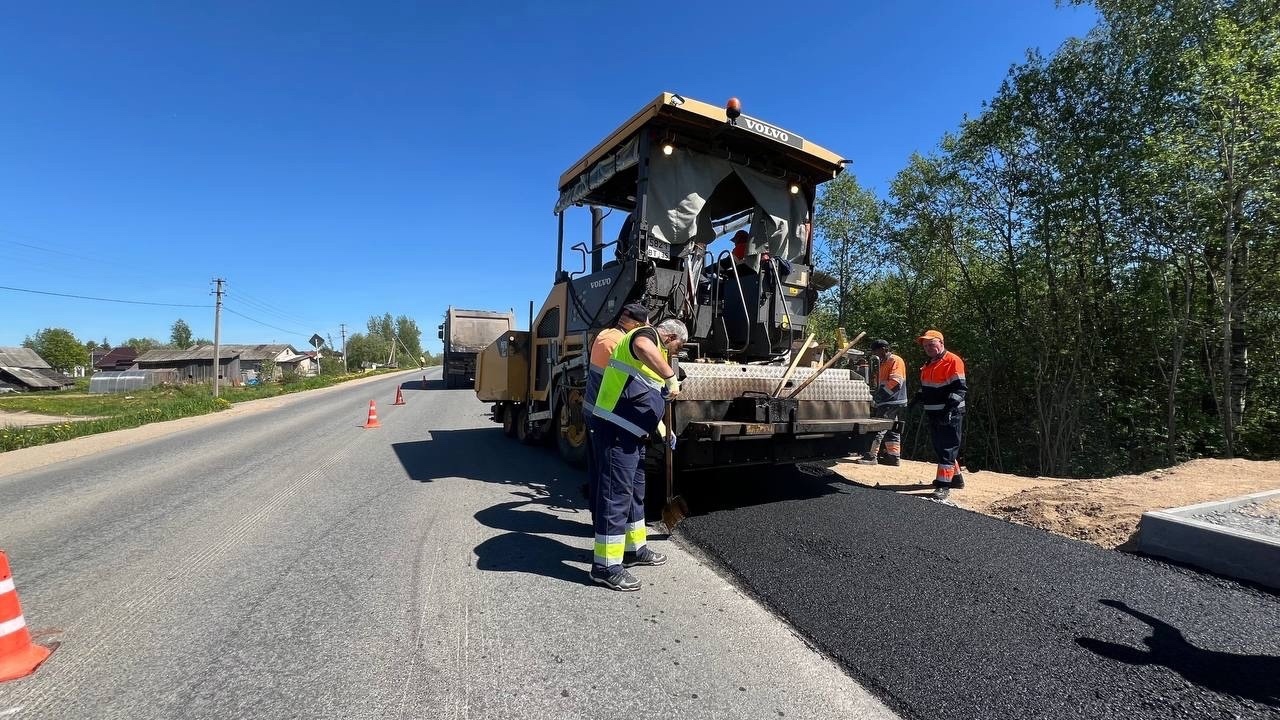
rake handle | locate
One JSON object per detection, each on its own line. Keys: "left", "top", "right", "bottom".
{"left": 772, "top": 333, "right": 816, "bottom": 397}
{"left": 785, "top": 331, "right": 865, "bottom": 399}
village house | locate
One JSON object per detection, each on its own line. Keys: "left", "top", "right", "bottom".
{"left": 134, "top": 347, "right": 242, "bottom": 385}
{"left": 0, "top": 346, "right": 75, "bottom": 392}
{"left": 219, "top": 344, "right": 311, "bottom": 381}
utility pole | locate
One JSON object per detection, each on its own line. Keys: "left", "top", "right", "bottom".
{"left": 212, "top": 278, "right": 225, "bottom": 397}
{"left": 339, "top": 323, "right": 348, "bottom": 373}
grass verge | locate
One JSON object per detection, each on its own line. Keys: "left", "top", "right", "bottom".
{"left": 0, "top": 369, "right": 406, "bottom": 452}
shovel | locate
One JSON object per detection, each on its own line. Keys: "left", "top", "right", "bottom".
{"left": 660, "top": 402, "right": 689, "bottom": 529}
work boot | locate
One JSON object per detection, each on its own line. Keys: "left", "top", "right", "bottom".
{"left": 879, "top": 456, "right": 900, "bottom": 466}
{"left": 591, "top": 567, "right": 641, "bottom": 592}
{"left": 856, "top": 455, "right": 879, "bottom": 465}
{"left": 951, "top": 473, "right": 965, "bottom": 489}
{"left": 623, "top": 546, "right": 667, "bottom": 567}
{"left": 931, "top": 486, "right": 951, "bottom": 501}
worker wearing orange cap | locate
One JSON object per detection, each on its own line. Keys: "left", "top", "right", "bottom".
{"left": 912, "top": 330, "right": 967, "bottom": 499}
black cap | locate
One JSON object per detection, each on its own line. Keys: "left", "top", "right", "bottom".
{"left": 870, "top": 339, "right": 890, "bottom": 350}
{"left": 620, "top": 303, "right": 649, "bottom": 322}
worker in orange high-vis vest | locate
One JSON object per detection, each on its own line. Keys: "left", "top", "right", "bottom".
{"left": 912, "top": 329, "right": 967, "bottom": 499}
{"left": 859, "top": 339, "right": 908, "bottom": 466}
{"left": 583, "top": 303, "right": 650, "bottom": 509}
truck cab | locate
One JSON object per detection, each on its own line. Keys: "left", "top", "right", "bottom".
{"left": 438, "top": 307, "right": 515, "bottom": 390}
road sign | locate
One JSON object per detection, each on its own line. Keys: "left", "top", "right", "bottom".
{"left": 309, "top": 333, "right": 324, "bottom": 349}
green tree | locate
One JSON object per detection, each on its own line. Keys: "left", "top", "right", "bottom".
{"left": 843, "top": 0, "right": 1280, "bottom": 476}
{"left": 319, "top": 356, "right": 345, "bottom": 375}
{"left": 395, "top": 315, "right": 423, "bottom": 363}
{"left": 814, "top": 172, "right": 884, "bottom": 335}
{"left": 170, "top": 319, "right": 194, "bottom": 349}
{"left": 123, "top": 337, "right": 164, "bottom": 353}
{"left": 23, "top": 328, "right": 88, "bottom": 373}
{"left": 344, "top": 332, "right": 389, "bottom": 369}
{"left": 258, "top": 358, "right": 277, "bottom": 383}
{"left": 368, "top": 313, "right": 394, "bottom": 343}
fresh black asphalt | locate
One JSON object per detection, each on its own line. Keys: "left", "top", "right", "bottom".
{"left": 673, "top": 468, "right": 1280, "bottom": 720}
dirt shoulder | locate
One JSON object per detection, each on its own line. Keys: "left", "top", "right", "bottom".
{"left": 0, "top": 369, "right": 424, "bottom": 479}
{"left": 0, "top": 410, "right": 106, "bottom": 427}
{"left": 826, "top": 456, "right": 1280, "bottom": 549}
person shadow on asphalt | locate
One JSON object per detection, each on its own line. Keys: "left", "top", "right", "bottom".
{"left": 1077, "top": 599, "right": 1279, "bottom": 707}
{"left": 472, "top": 493, "right": 595, "bottom": 586}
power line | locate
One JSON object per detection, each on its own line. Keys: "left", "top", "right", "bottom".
{"left": 226, "top": 287, "right": 315, "bottom": 325}
{"left": 0, "top": 231, "right": 202, "bottom": 286}
{"left": 0, "top": 283, "right": 210, "bottom": 308}
{"left": 225, "top": 291, "right": 316, "bottom": 327}
{"left": 221, "top": 304, "right": 307, "bottom": 337}
{"left": 0, "top": 234, "right": 116, "bottom": 265}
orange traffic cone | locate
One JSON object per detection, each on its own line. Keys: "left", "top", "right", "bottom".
{"left": 363, "top": 400, "right": 381, "bottom": 429}
{"left": 0, "top": 550, "right": 54, "bottom": 682}
{"left": 393, "top": 386, "right": 405, "bottom": 406}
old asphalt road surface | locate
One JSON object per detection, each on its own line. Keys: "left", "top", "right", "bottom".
{"left": 0, "top": 368, "right": 896, "bottom": 720}
{"left": 674, "top": 468, "right": 1280, "bottom": 719}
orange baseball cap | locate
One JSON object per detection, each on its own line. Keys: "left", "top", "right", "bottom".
{"left": 916, "top": 329, "right": 944, "bottom": 343}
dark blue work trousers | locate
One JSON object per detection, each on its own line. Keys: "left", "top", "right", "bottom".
{"left": 927, "top": 408, "right": 964, "bottom": 485}
{"left": 590, "top": 418, "right": 647, "bottom": 572}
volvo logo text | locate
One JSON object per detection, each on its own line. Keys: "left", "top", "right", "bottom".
{"left": 739, "top": 116, "right": 805, "bottom": 149}
{"left": 744, "top": 117, "right": 789, "bottom": 142}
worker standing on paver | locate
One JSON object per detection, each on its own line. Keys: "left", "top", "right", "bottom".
{"left": 858, "top": 339, "right": 908, "bottom": 466}
{"left": 913, "top": 329, "right": 967, "bottom": 500}
{"left": 583, "top": 302, "right": 650, "bottom": 509}
{"left": 588, "top": 319, "right": 687, "bottom": 591}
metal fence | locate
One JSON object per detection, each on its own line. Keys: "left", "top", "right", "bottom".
{"left": 88, "top": 369, "right": 180, "bottom": 394}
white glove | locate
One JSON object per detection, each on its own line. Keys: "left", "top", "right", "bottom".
{"left": 663, "top": 376, "right": 681, "bottom": 398}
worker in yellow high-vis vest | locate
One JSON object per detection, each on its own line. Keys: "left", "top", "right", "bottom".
{"left": 588, "top": 318, "right": 687, "bottom": 591}
{"left": 582, "top": 302, "right": 649, "bottom": 510}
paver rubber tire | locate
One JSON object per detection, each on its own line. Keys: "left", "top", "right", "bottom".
{"left": 501, "top": 405, "right": 517, "bottom": 438}
{"left": 515, "top": 406, "right": 538, "bottom": 445}
{"left": 556, "top": 395, "right": 588, "bottom": 468}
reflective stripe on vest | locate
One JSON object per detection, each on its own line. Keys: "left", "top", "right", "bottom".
{"left": 877, "top": 353, "right": 909, "bottom": 406}
{"left": 607, "top": 359, "right": 663, "bottom": 391}
{"left": 920, "top": 352, "right": 965, "bottom": 387}
{"left": 919, "top": 350, "right": 966, "bottom": 412}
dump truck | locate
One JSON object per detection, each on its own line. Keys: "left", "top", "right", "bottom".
{"left": 475, "top": 92, "right": 890, "bottom": 501}
{"left": 438, "top": 307, "right": 515, "bottom": 389}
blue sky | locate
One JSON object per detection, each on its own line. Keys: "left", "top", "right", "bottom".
{"left": 0, "top": 1, "right": 1097, "bottom": 352}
